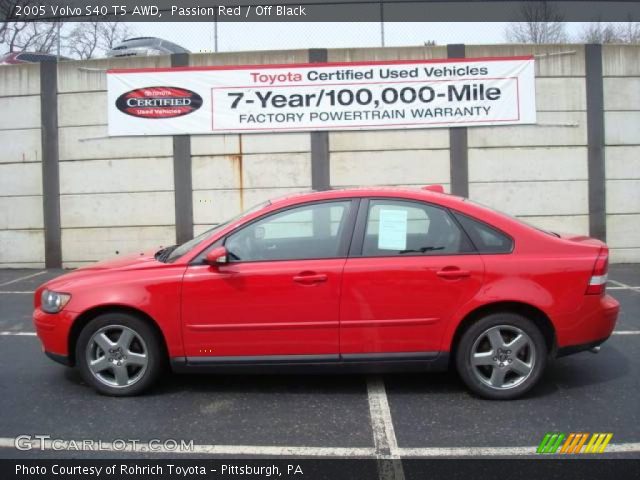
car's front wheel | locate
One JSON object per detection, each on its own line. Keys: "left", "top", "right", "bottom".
{"left": 455, "top": 313, "right": 547, "bottom": 400}
{"left": 76, "top": 313, "right": 164, "bottom": 396}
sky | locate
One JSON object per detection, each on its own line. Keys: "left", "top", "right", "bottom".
{"left": 128, "top": 22, "right": 590, "bottom": 53}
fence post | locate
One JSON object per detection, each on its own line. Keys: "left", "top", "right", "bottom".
{"left": 447, "top": 44, "right": 469, "bottom": 197}
{"left": 309, "top": 48, "right": 330, "bottom": 191}
{"left": 40, "top": 61, "right": 62, "bottom": 268}
{"left": 171, "top": 53, "right": 194, "bottom": 243}
{"left": 585, "top": 44, "right": 607, "bottom": 242}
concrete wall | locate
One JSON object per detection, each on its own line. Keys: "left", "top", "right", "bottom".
{"left": 189, "top": 50, "right": 312, "bottom": 237}
{"left": 603, "top": 45, "right": 640, "bottom": 263}
{"left": 465, "top": 45, "right": 590, "bottom": 238}
{"left": 56, "top": 56, "right": 176, "bottom": 267}
{"left": 0, "top": 63, "right": 44, "bottom": 267}
{"left": 0, "top": 44, "right": 638, "bottom": 267}
{"left": 328, "top": 47, "right": 451, "bottom": 192}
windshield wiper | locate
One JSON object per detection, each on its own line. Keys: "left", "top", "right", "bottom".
{"left": 399, "top": 246, "right": 445, "bottom": 254}
{"left": 155, "top": 245, "right": 177, "bottom": 263}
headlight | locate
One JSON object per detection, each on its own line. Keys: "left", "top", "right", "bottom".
{"left": 41, "top": 290, "right": 71, "bottom": 314}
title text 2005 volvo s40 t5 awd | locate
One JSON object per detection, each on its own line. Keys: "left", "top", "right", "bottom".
{"left": 33, "top": 186, "right": 619, "bottom": 399}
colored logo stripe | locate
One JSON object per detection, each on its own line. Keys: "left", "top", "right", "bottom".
{"left": 537, "top": 433, "right": 565, "bottom": 453}
{"left": 537, "top": 433, "right": 613, "bottom": 454}
{"left": 585, "top": 433, "right": 613, "bottom": 453}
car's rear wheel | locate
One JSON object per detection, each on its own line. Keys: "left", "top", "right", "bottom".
{"left": 76, "top": 313, "right": 164, "bottom": 396}
{"left": 455, "top": 313, "right": 547, "bottom": 400}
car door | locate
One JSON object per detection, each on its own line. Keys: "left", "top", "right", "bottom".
{"left": 180, "top": 199, "right": 357, "bottom": 359}
{"left": 339, "top": 198, "right": 485, "bottom": 356}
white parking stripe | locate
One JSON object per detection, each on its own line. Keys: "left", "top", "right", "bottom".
{"left": 367, "top": 377, "right": 399, "bottom": 454}
{"left": 397, "top": 441, "right": 640, "bottom": 457}
{"left": 0, "top": 332, "right": 36, "bottom": 336}
{"left": 609, "top": 279, "right": 640, "bottom": 291}
{"left": 0, "top": 437, "right": 637, "bottom": 457}
{"left": 0, "top": 291, "right": 34, "bottom": 294}
{"left": 0, "top": 270, "right": 47, "bottom": 287}
{"left": 0, "top": 437, "right": 373, "bottom": 456}
{"left": 367, "top": 376, "right": 405, "bottom": 480}
{"left": 612, "top": 331, "right": 640, "bottom": 335}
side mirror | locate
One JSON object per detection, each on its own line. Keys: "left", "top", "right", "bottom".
{"left": 205, "top": 246, "right": 228, "bottom": 266}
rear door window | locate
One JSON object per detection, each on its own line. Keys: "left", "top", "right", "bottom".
{"left": 361, "top": 200, "right": 473, "bottom": 256}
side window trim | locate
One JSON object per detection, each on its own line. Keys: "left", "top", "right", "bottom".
{"left": 338, "top": 197, "right": 361, "bottom": 257}
{"left": 452, "top": 210, "right": 514, "bottom": 255}
{"left": 192, "top": 198, "right": 359, "bottom": 264}
{"left": 349, "top": 198, "right": 370, "bottom": 257}
{"left": 348, "top": 197, "right": 477, "bottom": 258}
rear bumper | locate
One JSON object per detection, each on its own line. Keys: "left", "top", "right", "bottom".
{"left": 556, "top": 336, "right": 610, "bottom": 357}
{"left": 555, "top": 294, "right": 619, "bottom": 354}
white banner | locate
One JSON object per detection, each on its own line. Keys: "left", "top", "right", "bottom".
{"left": 107, "top": 56, "right": 536, "bottom": 136}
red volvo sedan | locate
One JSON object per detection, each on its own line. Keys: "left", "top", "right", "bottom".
{"left": 33, "top": 186, "right": 619, "bottom": 399}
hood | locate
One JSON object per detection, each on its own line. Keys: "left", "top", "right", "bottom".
{"left": 41, "top": 249, "right": 163, "bottom": 292}
{"left": 75, "top": 248, "right": 161, "bottom": 272}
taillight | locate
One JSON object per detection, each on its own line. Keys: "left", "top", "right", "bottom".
{"left": 586, "top": 249, "right": 608, "bottom": 295}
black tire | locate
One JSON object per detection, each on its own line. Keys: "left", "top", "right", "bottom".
{"left": 455, "top": 312, "right": 547, "bottom": 400}
{"left": 76, "top": 313, "right": 164, "bottom": 396}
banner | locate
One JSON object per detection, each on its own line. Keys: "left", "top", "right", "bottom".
{"left": 107, "top": 56, "right": 536, "bottom": 136}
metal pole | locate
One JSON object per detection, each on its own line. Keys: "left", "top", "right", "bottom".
{"left": 214, "top": 14, "right": 218, "bottom": 52}
{"left": 56, "top": 21, "right": 61, "bottom": 57}
{"left": 380, "top": 1, "right": 385, "bottom": 47}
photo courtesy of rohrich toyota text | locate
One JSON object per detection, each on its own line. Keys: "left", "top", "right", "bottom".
{"left": 0, "top": 1, "right": 639, "bottom": 480}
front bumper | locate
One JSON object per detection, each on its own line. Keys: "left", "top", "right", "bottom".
{"left": 33, "top": 307, "right": 76, "bottom": 364}
{"left": 45, "top": 350, "right": 72, "bottom": 366}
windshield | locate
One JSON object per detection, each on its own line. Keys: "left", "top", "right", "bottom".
{"left": 161, "top": 200, "right": 271, "bottom": 263}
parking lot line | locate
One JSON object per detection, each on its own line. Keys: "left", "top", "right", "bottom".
{"left": 0, "top": 332, "right": 36, "bottom": 336}
{"left": 0, "top": 437, "right": 375, "bottom": 457}
{"left": 367, "top": 376, "right": 400, "bottom": 455}
{"left": 0, "top": 436, "right": 637, "bottom": 457}
{"left": 367, "top": 376, "right": 405, "bottom": 480}
{"left": 0, "top": 271, "right": 47, "bottom": 288}
{"left": 396, "top": 441, "right": 640, "bottom": 457}
{"left": 0, "top": 291, "right": 34, "bottom": 294}
{"left": 609, "top": 279, "right": 640, "bottom": 291}
{"left": 612, "top": 331, "right": 640, "bottom": 335}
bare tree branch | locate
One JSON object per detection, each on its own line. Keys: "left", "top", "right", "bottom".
{"left": 577, "top": 21, "right": 640, "bottom": 44}
{"left": 1, "top": 0, "right": 63, "bottom": 55}
{"left": 65, "top": 21, "right": 100, "bottom": 59}
{"left": 64, "top": 21, "right": 133, "bottom": 59}
{"left": 98, "top": 22, "right": 132, "bottom": 52}
{"left": 505, "top": 1, "right": 567, "bottom": 44}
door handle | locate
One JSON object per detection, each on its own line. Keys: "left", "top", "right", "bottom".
{"left": 436, "top": 268, "right": 471, "bottom": 279}
{"left": 293, "top": 273, "right": 328, "bottom": 284}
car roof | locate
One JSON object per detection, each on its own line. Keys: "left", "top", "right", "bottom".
{"left": 267, "top": 186, "right": 463, "bottom": 208}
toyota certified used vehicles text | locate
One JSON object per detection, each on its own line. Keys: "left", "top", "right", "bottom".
{"left": 33, "top": 186, "right": 619, "bottom": 399}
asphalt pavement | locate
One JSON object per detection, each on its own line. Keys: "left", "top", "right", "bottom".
{"left": 0, "top": 265, "right": 638, "bottom": 461}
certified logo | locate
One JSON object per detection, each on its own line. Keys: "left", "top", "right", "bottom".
{"left": 536, "top": 432, "right": 613, "bottom": 454}
{"left": 116, "top": 86, "right": 203, "bottom": 119}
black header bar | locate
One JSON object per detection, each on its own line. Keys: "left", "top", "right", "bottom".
{"left": 3, "top": 1, "right": 640, "bottom": 22}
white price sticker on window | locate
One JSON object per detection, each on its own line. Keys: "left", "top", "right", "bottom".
{"left": 378, "top": 209, "right": 408, "bottom": 250}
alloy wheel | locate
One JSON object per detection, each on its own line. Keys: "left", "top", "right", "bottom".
{"left": 85, "top": 325, "right": 148, "bottom": 388}
{"left": 469, "top": 325, "right": 536, "bottom": 390}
